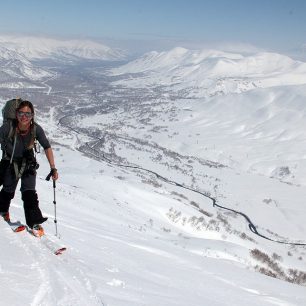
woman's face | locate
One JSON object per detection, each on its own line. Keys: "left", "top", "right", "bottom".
{"left": 16, "top": 106, "right": 33, "bottom": 126}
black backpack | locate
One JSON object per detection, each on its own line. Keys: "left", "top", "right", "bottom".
{"left": 2, "top": 97, "right": 23, "bottom": 122}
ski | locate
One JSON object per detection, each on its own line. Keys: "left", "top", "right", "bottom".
{"left": 2, "top": 213, "right": 66, "bottom": 255}
{"left": 6, "top": 220, "right": 26, "bottom": 232}
{"left": 41, "top": 234, "right": 67, "bottom": 255}
{"left": 2, "top": 214, "right": 66, "bottom": 255}
{"left": 28, "top": 229, "right": 67, "bottom": 255}
{"left": 1, "top": 214, "right": 26, "bottom": 233}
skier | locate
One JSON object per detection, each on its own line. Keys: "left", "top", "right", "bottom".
{"left": 0, "top": 100, "right": 58, "bottom": 236}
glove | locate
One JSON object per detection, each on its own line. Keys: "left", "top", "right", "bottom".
{"left": 46, "top": 168, "right": 58, "bottom": 181}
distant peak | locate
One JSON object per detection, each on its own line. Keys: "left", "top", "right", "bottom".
{"left": 0, "top": 34, "right": 125, "bottom": 61}
{"left": 169, "top": 47, "right": 189, "bottom": 53}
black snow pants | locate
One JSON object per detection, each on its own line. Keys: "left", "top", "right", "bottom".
{"left": 0, "top": 164, "right": 46, "bottom": 228}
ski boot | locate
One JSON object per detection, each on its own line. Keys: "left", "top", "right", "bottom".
{"left": 31, "top": 224, "right": 45, "bottom": 237}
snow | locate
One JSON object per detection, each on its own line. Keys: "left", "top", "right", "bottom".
{"left": 2, "top": 144, "right": 306, "bottom": 305}
{"left": 110, "top": 48, "right": 306, "bottom": 98}
{"left": 1, "top": 45, "right": 306, "bottom": 305}
{"left": 3, "top": 133, "right": 306, "bottom": 305}
{"left": 0, "top": 35, "right": 125, "bottom": 61}
{"left": 0, "top": 45, "right": 53, "bottom": 82}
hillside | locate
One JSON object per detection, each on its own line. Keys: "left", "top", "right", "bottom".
{"left": 111, "top": 47, "right": 306, "bottom": 98}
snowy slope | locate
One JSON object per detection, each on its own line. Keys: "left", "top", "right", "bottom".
{"left": 0, "top": 45, "right": 53, "bottom": 83}
{"left": 106, "top": 48, "right": 306, "bottom": 186}
{"left": 2, "top": 142, "right": 306, "bottom": 306}
{"left": 0, "top": 35, "right": 125, "bottom": 61}
{"left": 111, "top": 47, "right": 306, "bottom": 97}
{"left": 92, "top": 84, "right": 306, "bottom": 186}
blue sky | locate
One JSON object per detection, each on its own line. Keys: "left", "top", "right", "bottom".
{"left": 1, "top": 0, "right": 306, "bottom": 54}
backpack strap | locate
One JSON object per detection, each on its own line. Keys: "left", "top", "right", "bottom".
{"left": 13, "top": 158, "right": 27, "bottom": 179}
{"left": 27, "top": 122, "right": 37, "bottom": 151}
{"left": 6, "top": 120, "right": 16, "bottom": 142}
{"left": 10, "top": 132, "right": 17, "bottom": 164}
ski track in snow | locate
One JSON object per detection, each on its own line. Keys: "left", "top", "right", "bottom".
{"left": 7, "top": 227, "right": 104, "bottom": 306}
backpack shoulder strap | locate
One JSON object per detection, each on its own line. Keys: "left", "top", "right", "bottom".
{"left": 7, "top": 120, "right": 16, "bottom": 141}
{"left": 31, "top": 121, "right": 37, "bottom": 138}
{"left": 27, "top": 122, "right": 38, "bottom": 151}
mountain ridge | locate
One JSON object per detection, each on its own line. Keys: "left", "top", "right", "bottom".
{"left": 111, "top": 47, "right": 306, "bottom": 98}
{"left": 0, "top": 34, "right": 125, "bottom": 61}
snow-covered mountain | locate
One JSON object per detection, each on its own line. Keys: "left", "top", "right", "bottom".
{"left": 0, "top": 34, "right": 125, "bottom": 61}
{"left": 111, "top": 47, "right": 306, "bottom": 97}
{"left": 0, "top": 44, "right": 54, "bottom": 89}
{"left": 108, "top": 48, "right": 306, "bottom": 187}
{"left": 0, "top": 34, "right": 125, "bottom": 90}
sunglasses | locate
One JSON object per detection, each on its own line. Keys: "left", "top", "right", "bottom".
{"left": 17, "top": 111, "right": 33, "bottom": 118}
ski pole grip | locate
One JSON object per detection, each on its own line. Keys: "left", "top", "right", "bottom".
{"left": 53, "top": 180, "right": 56, "bottom": 188}
{"left": 46, "top": 170, "right": 52, "bottom": 181}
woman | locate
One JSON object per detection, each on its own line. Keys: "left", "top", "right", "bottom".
{"left": 0, "top": 100, "right": 58, "bottom": 236}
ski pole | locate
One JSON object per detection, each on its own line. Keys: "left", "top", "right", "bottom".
{"left": 46, "top": 169, "right": 58, "bottom": 236}
{"left": 53, "top": 180, "right": 58, "bottom": 236}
